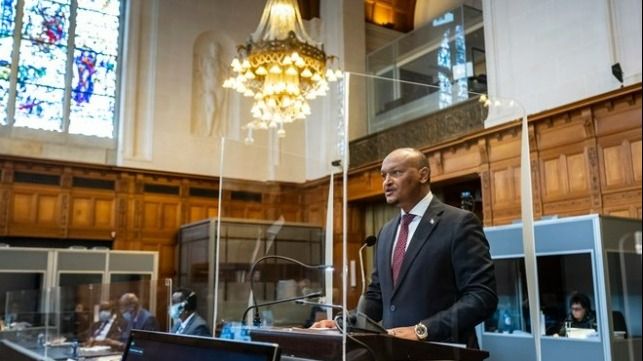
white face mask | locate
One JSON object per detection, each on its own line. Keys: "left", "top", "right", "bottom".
{"left": 169, "top": 303, "right": 183, "bottom": 320}
{"left": 6, "top": 313, "right": 17, "bottom": 323}
{"left": 99, "top": 310, "right": 112, "bottom": 322}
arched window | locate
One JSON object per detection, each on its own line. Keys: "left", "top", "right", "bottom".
{"left": 0, "top": 0, "right": 122, "bottom": 140}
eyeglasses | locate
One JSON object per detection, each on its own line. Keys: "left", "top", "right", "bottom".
{"left": 571, "top": 307, "right": 584, "bottom": 312}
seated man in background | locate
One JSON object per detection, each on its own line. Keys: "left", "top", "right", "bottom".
{"left": 556, "top": 292, "right": 597, "bottom": 337}
{"left": 86, "top": 300, "right": 127, "bottom": 349}
{"left": 118, "top": 292, "right": 160, "bottom": 347}
{"left": 169, "top": 288, "right": 211, "bottom": 337}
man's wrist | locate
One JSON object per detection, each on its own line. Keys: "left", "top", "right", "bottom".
{"left": 414, "top": 322, "right": 428, "bottom": 340}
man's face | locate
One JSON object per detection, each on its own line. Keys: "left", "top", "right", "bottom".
{"left": 381, "top": 150, "right": 426, "bottom": 211}
{"left": 119, "top": 300, "right": 133, "bottom": 314}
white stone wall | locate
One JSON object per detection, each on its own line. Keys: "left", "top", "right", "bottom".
{"left": 483, "top": 0, "right": 641, "bottom": 126}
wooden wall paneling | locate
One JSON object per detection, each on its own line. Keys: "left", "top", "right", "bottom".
{"left": 68, "top": 190, "right": 116, "bottom": 239}
{"left": 183, "top": 177, "right": 220, "bottom": 224}
{"left": 593, "top": 89, "right": 642, "bottom": 219}
{"left": 528, "top": 122, "right": 544, "bottom": 220}
{"left": 9, "top": 184, "right": 65, "bottom": 238}
{"left": 302, "top": 181, "right": 328, "bottom": 225}
{"left": 486, "top": 127, "right": 521, "bottom": 163}
{"left": 538, "top": 147, "right": 594, "bottom": 217}
{"left": 487, "top": 158, "right": 521, "bottom": 225}
{"left": 0, "top": 160, "right": 13, "bottom": 235}
{"left": 272, "top": 183, "right": 306, "bottom": 223}
{"left": 600, "top": 141, "right": 630, "bottom": 188}
{"left": 482, "top": 126, "right": 522, "bottom": 225}
{"left": 141, "top": 194, "right": 181, "bottom": 237}
{"left": 347, "top": 169, "right": 382, "bottom": 201}
{"left": 533, "top": 109, "right": 599, "bottom": 218}
{"left": 433, "top": 141, "right": 482, "bottom": 181}
{"left": 223, "top": 199, "right": 259, "bottom": 219}
{"left": 597, "top": 129, "right": 641, "bottom": 189}
{"left": 593, "top": 92, "right": 642, "bottom": 137}
{"left": 631, "top": 139, "right": 642, "bottom": 182}
{"left": 186, "top": 200, "right": 218, "bottom": 224}
{"left": 0, "top": 187, "right": 8, "bottom": 235}
{"left": 479, "top": 168, "right": 493, "bottom": 226}
{"left": 596, "top": 131, "right": 642, "bottom": 219}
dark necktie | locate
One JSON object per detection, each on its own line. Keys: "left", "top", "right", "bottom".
{"left": 392, "top": 214, "right": 414, "bottom": 286}
{"left": 94, "top": 321, "right": 107, "bottom": 337}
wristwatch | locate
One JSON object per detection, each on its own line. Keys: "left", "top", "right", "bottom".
{"left": 414, "top": 322, "right": 428, "bottom": 340}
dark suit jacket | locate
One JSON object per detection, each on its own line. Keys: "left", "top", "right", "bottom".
{"left": 361, "top": 198, "right": 497, "bottom": 348}
{"left": 121, "top": 308, "right": 159, "bottom": 343}
{"left": 170, "top": 312, "right": 211, "bottom": 337}
{"left": 88, "top": 316, "right": 127, "bottom": 342}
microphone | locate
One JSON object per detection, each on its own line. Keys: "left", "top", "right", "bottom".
{"left": 294, "top": 299, "right": 345, "bottom": 311}
{"left": 241, "top": 291, "right": 323, "bottom": 326}
{"left": 359, "top": 236, "right": 377, "bottom": 296}
{"left": 358, "top": 236, "right": 377, "bottom": 312}
{"left": 247, "top": 255, "right": 332, "bottom": 326}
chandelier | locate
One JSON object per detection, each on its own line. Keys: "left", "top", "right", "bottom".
{"left": 222, "top": 0, "right": 342, "bottom": 143}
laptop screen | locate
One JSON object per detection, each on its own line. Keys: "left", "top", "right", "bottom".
{"left": 122, "top": 330, "right": 280, "bottom": 361}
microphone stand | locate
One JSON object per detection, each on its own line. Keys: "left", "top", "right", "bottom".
{"left": 247, "top": 255, "right": 332, "bottom": 326}
{"left": 295, "top": 300, "right": 379, "bottom": 361}
{"left": 241, "top": 291, "right": 323, "bottom": 326}
{"left": 294, "top": 299, "right": 345, "bottom": 312}
{"left": 357, "top": 236, "right": 377, "bottom": 312}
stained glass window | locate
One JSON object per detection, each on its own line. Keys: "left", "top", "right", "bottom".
{"left": 0, "top": 0, "right": 121, "bottom": 138}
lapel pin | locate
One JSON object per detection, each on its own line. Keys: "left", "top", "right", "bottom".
{"left": 430, "top": 218, "right": 435, "bottom": 224}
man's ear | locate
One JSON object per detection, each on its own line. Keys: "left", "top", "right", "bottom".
{"left": 419, "top": 167, "right": 430, "bottom": 182}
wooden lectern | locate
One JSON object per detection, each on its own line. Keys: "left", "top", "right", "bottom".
{"left": 251, "top": 328, "right": 489, "bottom": 361}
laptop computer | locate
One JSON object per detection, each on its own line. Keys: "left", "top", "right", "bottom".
{"left": 121, "top": 330, "right": 281, "bottom": 361}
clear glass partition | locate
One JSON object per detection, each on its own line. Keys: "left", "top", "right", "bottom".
{"left": 366, "top": 3, "right": 486, "bottom": 133}
{"left": 201, "top": 71, "right": 348, "bottom": 358}
{"left": 3, "top": 279, "right": 171, "bottom": 360}
{"left": 214, "top": 137, "right": 338, "bottom": 334}
{"left": 605, "top": 228, "right": 642, "bottom": 361}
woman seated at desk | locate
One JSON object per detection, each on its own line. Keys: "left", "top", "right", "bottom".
{"left": 555, "top": 292, "right": 597, "bottom": 337}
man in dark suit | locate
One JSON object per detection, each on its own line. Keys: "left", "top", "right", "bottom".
{"left": 86, "top": 300, "right": 127, "bottom": 349}
{"left": 313, "top": 148, "right": 497, "bottom": 348}
{"left": 169, "top": 288, "right": 211, "bottom": 337}
{"left": 118, "top": 292, "right": 160, "bottom": 347}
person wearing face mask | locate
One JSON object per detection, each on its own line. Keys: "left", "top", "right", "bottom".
{"left": 169, "top": 288, "right": 211, "bottom": 337}
{"left": 86, "top": 300, "right": 127, "bottom": 348}
{"left": 118, "top": 292, "right": 159, "bottom": 347}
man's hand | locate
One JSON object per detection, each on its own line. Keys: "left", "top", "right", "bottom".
{"left": 309, "top": 319, "right": 336, "bottom": 329}
{"left": 387, "top": 326, "right": 418, "bottom": 340}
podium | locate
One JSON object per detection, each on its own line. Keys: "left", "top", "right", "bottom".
{"left": 251, "top": 328, "right": 489, "bottom": 361}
